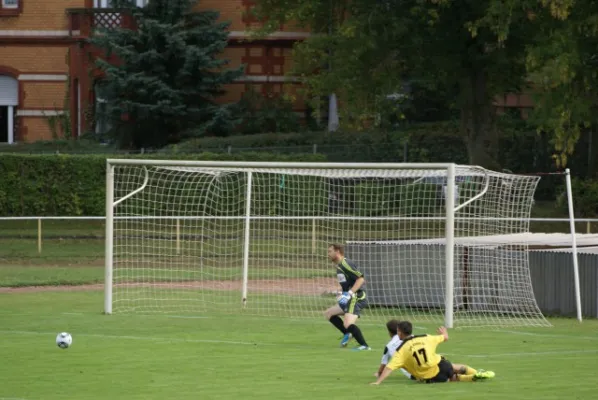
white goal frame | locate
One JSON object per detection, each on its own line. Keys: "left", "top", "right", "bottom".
{"left": 104, "top": 159, "right": 582, "bottom": 327}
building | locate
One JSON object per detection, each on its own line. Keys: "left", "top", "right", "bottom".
{"left": 0, "top": 0, "right": 309, "bottom": 144}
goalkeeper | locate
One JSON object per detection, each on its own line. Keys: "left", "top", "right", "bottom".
{"left": 324, "top": 243, "right": 370, "bottom": 351}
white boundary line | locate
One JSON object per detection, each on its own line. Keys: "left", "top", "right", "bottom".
{"left": 1, "top": 311, "right": 594, "bottom": 342}
{"left": 443, "top": 349, "right": 598, "bottom": 358}
{"left": 498, "top": 329, "right": 598, "bottom": 341}
{"left": 1, "top": 310, "right": 589, "bottom": 336}
{"left": 1, "top": 329, "right": 596, "bottom": 359}
{"left": 0, "top": 311, "right": 424, "bottom": 327}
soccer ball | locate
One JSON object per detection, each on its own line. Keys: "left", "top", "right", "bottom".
{"left": 56, "top": 332, "right": 73, "bottom": 349}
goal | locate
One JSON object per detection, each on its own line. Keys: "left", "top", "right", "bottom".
{"left": 104, "top": 159, "right": 551, "bottom": 328}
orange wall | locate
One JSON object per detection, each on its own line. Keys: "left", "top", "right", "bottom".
{"left": 0, "top": 46, "right": 68, "bottom": 73}
{"left": 22, "top": 82, "right": 68, "bottom": 109}
{"left": 0, "top": 0, "right": 84, "bottom": 30}
{"left": 21, "top": 117, "right": 55, "bottom": 142}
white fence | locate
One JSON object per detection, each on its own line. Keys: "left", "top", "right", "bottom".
{"left": 1, "top": 216, "right": 598, "bottom": 254}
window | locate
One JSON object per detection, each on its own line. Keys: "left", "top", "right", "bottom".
{"left": 0, "top": 75, "right": 18, "bottom": 144}
{"left": 0, "top": 0, "right": 21, "bottom": 16}
{"left": 2, "top": 0, "right": 18, "bottom": 9}
{"left": 94, "top": 0, "right": 148, "bottom": 7}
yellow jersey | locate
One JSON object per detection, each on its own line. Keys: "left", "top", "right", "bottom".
{"left": 386, "top": 334, "right": 445, "bottom": 380}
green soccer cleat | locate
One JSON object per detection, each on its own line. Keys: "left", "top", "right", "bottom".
{"left": 474, "top": 370, "right": 495, "bottom": 381}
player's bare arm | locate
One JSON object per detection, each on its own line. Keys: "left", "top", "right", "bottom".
{"left": 371, "top": 367, "right": 393, "bottom": 385}
{"left": 438, "top": 326, "right": 449, "bottom": 341}
{"left": 350, "top": 276, "right": 365, "bottom": 295}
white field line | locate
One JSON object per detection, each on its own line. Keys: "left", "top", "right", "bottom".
{"left": 498, "top": 329, "right": 598, "bottom": 341}
{"left": 1, "top": 311, "right": 594, "bottom": 341}
{"left": 442, "top": 348, "right": 598, "bottom": 358}
{"left": 0, "top": 311, "right": 422, "bottom": 327}
{"left": 0, "top": 329, "right": 596, "bottom": 359}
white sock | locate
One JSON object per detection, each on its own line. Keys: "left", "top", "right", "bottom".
{"left": 400, "top": 368, "right": 411, "bottom": 379}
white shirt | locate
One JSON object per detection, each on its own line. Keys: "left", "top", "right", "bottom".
{"left": 381, "top": 334, "right": 412, "bottom": 379}
{"left": 381, "top": 334, "right": 403, "bottom": 365}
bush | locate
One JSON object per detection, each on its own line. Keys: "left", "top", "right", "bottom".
{"left": 353, "top": 181, "right": 442, "bottom": 217}
{"left": 0, "top": 152, "right": 327, "bottom": 216}
{"left": 557, "top": 178, "right": 598, "bottom": 218}
{"left": 165, "top": 121, "right": 468, "bottom": 163}
{"left": 0, "top": 139, "right": 120, "bottom": 154}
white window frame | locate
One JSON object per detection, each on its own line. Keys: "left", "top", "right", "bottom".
{"left": 2, "top": 0, "right": 19, "bottom": 9}
{"left": 94, "top": 0, "right": 148, "bottom": 7}
{"left": 0, "top": 75, "right": 17, "bottom": 144}
{"left": 0, "top": 106, "right": 15, "bottom": 144}
{"left": 7, "top": 106, "right": 14, "bottom": 144}
{"left": 94, "top": 0, "right": 111, "bottom": 8}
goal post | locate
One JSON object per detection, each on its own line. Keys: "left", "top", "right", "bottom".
{"left": 104, "top": 159, "right": 551, "bottom": 328}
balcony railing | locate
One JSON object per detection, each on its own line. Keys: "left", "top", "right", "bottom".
{"left": 67, "top": 8, "right": 136, "bottom": 38}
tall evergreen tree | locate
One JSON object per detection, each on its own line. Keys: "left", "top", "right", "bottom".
{"left": 90, "top": 0, "right": 244, "bottom": 149}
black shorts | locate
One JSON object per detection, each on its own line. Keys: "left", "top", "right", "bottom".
{"left": 424, "top": 358, "right": 454, "bottom": 384}
{"left": 340, "top": 295, "right": 368, "bottom": 316}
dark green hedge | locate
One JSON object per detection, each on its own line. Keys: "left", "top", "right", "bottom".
{"left": 354, "top": 182, "right": 442, "bottom": 217}
{"left": 163, "top": 121, "right": 469, "bottom": 163}
{"left": 0, "top": 152, "right": 327, "bottom": 216}
{"left": 164, "top": 122, "right": 576, "bottom": 202}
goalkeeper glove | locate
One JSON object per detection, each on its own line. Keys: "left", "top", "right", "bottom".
{"left": 338, "top": 291, "right": 353, "bottom": 306}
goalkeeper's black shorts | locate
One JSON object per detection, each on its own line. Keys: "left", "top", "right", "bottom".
{"left": 340, "top": 293, "right": 368, "bottom": 316}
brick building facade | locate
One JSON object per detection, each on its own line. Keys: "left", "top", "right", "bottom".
{"left": 0, "top": 0, "right": 308, "bottom": 143}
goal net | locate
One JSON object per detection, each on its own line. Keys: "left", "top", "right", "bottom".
{"left": 105, "top": 160, "right": 550, "bottom": 328}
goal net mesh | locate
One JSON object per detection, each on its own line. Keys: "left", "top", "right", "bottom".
{"left": 109, "top": 164, "right": 549, "bottom": 327}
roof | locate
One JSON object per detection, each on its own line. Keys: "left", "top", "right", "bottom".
{"left": 347, "top": 232, "right": 598, "bottom": 251}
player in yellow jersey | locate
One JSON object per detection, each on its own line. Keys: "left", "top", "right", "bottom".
{"left": 371, "top": 321, "right": 495, "bottom": 385}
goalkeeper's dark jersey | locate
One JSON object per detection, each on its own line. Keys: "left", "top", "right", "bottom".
{"left": 336, "top": 258, "right": 365, "bottom": 297}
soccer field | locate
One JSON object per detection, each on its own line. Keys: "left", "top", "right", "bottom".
{"left": 1, "top": 221, "right": 597, "bottom": 399}
{"left": 1, "top": 290, "right": 597, "bottom": 400}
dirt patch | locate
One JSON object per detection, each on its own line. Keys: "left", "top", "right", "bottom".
{"left": 0, "top": 259, "right": 105, "bottom": 267}
{"left": 0, "top": 284, "right": 103, "bottom": 293}
{"left": 0, "top": 278, "right": 339, "bottom": 296}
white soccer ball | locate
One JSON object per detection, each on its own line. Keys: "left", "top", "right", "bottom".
{"left": 56, "top": 332, "right": 73, "bottom": 349}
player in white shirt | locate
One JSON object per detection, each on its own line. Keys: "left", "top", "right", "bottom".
{"left": 375, "top": 319, "right": 413, "bottom": 379}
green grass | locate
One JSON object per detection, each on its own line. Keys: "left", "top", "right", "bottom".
{"left": 0, "top": 290, "right": 596, "bottom": 400}
{"left": 1, "top": 213, "right": 597, "bottom": 399}
{"left": 0, "top": 238, "right": 104, "bottom": 261}
{"left": 0, "top": 266, "right": 104, "bottom": 287}
{"left": 0, "top": 264, "right": 331, "bottom": 287}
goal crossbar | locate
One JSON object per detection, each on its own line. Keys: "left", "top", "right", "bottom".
{"left": 106, "top": 159, "right": 456, "bottom": 169}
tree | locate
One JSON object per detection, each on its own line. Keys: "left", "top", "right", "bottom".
{"left": 524, "top": 0, "right": 598, "bottom": 170}
{"left": 90, "top": 0, "right": 244, "bottom": 149}
{"left": 251, "top": 0, "right": 563, "bottom": 169}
